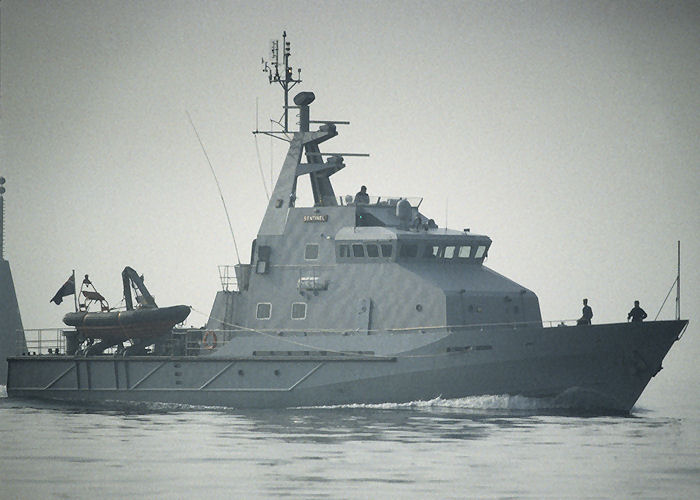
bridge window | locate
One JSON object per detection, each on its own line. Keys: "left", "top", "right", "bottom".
{"left": 291, "top": 302, "right": 307, "bottom": 320}
{"left": 458, "top": 246, "right": 471, "bottom": 259}
{"left": 336, "top": 241, "right": 395, "bottom": 261}
{"left": 444, "top": 245, "right": 456, "bottom": 259}
{"left": 423, "top": 245, "right": 440, "bottom": 258}
{"left": 399, "top": 243, "right": 418, "bottom": 258}
{"left": 475, "top": 245, "right": 487, "bottom": 258}
{"left": 352, "top": 244, "right": 365, "bottom": 257}
{"left": 366, "top": 244, "right": 379, "bottom": 258}
{"left": 256, "top": 303, "right": 271, "bottom": 320}
{"left": 305, "top": 244, "right": 319, "bottom": 260}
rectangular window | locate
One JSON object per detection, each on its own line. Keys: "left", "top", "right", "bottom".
{"left": 352, "top": 244, "right": 365, "bottom": 257}
{"left": 444, "top": 246, "right": 456, "bottom": 259}
{"left": 458, "top": 246, "right": 471, "bottom": 259}
{"left": 366, "top": 244, "right": 379, "bottom": 258}
{"left": 291, "top": 302, "right": 307, "bottom": 320}
{"left": 475, "top": 245, "right": 487, "bottom": 258}
{"left": 305, "top": 244, "right": 319, "bottom": 260}
{"left": 381, "top": 244, "right": 393, "bottom": 257}
{"left": 339, "top": 244, "right": 349, "bottom": 258}
{"left": 399, "top": 244, "right": 418, "bottom": 258}
{"left": 422, "top": 245, "right": 440, "bottom": 258}
{"left": 256, "top": 303, "right": 271, "bottom": 320}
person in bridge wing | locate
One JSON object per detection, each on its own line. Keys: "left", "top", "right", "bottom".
{"left": 577, "top": 298, "right": 593, "bottom": 325}
{"left": 627, "top": 300, "right": 648, "bottom": 323}
{"left": 354, "top": 185, "right": 369, "bottom": 204}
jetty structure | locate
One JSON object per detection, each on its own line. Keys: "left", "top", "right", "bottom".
{"left": 5, "top": 34, "right": 689, "bottom": 412}
{"left": 0, "top": 177, "right": 27, "bottom": 385}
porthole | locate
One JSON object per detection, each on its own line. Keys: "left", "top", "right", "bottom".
{"left": 416, "top": 304, "right": 423, "bottom": 312}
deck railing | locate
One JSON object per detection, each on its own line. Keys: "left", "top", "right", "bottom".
{"left": 12, "top": 319, "right": 601, "bottom": 358}
{"left": 19, "top": 328, "right": 68, "bottom": 355}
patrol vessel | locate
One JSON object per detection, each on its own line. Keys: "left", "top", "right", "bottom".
{"left": 5, "top": 34, "right": 688, "bottom": 412}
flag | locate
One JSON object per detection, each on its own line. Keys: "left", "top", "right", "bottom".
{"left": 50, "top": 274, "right": 75, "bottom": 305}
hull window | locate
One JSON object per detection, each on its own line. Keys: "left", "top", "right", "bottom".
{"left": 256, "top": 303, "right": 272, "bottom": 320}
{"left": 291, "top": 302, "right": 307, "bottom": 320}
{"left": 305, "top": 244, "right": 319, "bottom": 260}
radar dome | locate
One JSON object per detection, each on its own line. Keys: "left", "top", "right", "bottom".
{"left": 396, "top": 198, "right": 412, "bottom": 222}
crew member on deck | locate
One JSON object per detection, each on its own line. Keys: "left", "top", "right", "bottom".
{"left": 355, "top": 185, "right": 369, "bottom": 204}
{"left": 627, "top": 300, "right": 647, "bottom": 323}
{"left": 577, "top": 298, "right": 593, "bottom": 325}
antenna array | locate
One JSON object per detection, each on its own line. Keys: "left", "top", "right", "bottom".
{"left": 262, "top": 31, "right": 302, "bottom": 132}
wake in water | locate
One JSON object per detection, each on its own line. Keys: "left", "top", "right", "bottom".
{"left": 1, "top": 384, "right": 629, "bottom": 415}
{"left": 302, "top": 389, "right": 630, "bottom": 415}
{"left": 304, "top": 394, "right": 555, "bottom": 412}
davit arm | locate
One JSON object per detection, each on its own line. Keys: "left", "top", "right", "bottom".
{"left": 122, "top": 266, "right": 157, "bottom": 310}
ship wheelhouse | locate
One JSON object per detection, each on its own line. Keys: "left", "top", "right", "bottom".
{"left": 333, "top": 226, "right": 491, "bottom": 265}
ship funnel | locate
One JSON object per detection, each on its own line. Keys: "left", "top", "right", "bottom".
{"left": 294, "top": 91, "right": 315, "bottom": 131}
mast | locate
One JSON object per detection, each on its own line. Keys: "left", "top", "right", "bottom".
{"left": 676, "top": 240, "right": 680, "bottom": 320}
{"left": 0, "top": 176, "right": 5, "bottom": 261}
{"left": 263, "top": 31, "right": 302, "bottom": 133}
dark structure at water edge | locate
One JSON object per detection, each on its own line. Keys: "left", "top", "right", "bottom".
{"left": 0, "top": 177, "right": 27, "bottom": 385}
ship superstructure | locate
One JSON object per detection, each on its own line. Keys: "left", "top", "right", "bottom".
{"left": 205, "top": 87, "right": 542, "bottom": 342}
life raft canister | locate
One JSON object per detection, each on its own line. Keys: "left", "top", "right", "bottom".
{"left": 202, "top": 331, "right": 217, "bottom": 350}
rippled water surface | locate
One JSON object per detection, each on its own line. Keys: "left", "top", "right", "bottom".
{"left": 1, "top": 387, "right": 698, "bottom": 499}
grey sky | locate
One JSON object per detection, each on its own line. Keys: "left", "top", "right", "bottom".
{"left": 1, "top": 1, "right": 698, "bottom": 390}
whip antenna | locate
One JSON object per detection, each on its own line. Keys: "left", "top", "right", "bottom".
{"left": 254, "top": 98, "right": 270, "bottom": 200}
{"left": 186, "top": 111, "right": 241, "bottom": 265}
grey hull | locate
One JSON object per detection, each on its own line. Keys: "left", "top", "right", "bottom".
{"left": 7, "top": 320, "right": 686, "bottom": 412}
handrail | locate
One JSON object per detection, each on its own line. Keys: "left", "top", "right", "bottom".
{"left": 19, "top": 328, "right": 68, "bottom": 355}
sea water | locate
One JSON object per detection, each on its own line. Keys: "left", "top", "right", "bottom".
{"left": 1, "top": 385, "right": 698, "bottom": 499}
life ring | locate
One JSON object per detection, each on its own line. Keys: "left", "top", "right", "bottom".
{"left": 202, "top": 331, "right": 217, "bottom": 350}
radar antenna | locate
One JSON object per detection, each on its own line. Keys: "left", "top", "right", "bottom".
{"left": 262, "top": 30, "right": 302, "bottom": 132}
